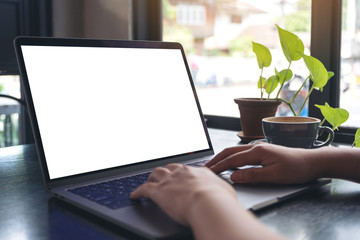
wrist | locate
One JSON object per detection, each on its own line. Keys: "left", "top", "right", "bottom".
{"left": 314, "top": 147, "right": 360, "bottom": 182}
{"left": 305, "top": 148, "right": 330, "bottom": 179}
{"left": 186, "top": 188, "right": 234, "bottom": 225}
{"left": 187, "top": 189, "right": 286, "bottom": 240}
{"left": 185, "top": 188, "right": 239, "bottom": 237}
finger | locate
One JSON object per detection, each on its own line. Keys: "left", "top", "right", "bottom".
{"left": 209, "top": 146, "right": 266, "bottom": 174}
{"left": 229, "top": 168, "right": 266, "bottom": 183}
{"left": 165, "top": 163, "right": 183, "bottom": 171}
{"left": 229, "top": 166, "right": 285, "bottom": 184}
{"left": 148, "top": 167, "right": 171, "bottom": 182}
{"left": 205, "top": 145, "right": 254, "bottom": 168}
{"left": 130, "top": 182, "right": 157, "bottom": 199}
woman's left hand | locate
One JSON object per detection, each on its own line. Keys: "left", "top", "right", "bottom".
{"left": 131, "top": 164, "right": 237, "bottom": 226}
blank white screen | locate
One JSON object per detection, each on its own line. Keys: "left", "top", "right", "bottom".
{"left": 21, "top": 45, "right": 210, "bottom": 179}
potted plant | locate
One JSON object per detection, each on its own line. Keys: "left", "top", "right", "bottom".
{"left": 235, "top": 24, "right": 344, "bottom": 142}
{"left": 234, "top": 35, "right": 280, "bottom": 141}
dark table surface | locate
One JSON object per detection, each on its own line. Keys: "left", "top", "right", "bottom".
{"left": 1, "top": 128, "right": 360, "bottom": 240}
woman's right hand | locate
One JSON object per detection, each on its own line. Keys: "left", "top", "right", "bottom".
{"left": 205, "top": 143, "right": 323, "bottom": 184}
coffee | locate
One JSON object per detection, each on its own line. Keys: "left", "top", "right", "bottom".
{"left": 264, "top": 116, "right": 318, "bottom": 123}
{"left": 262, "top": 116, "right": 334, "bottom": 148}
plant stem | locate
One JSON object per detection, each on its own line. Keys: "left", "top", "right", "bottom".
{"left": 276, "top": 62, "right": 292, "bottom": 99}
{"left": 296, "top": 85, "right": 314, "bottom": 116}
{"left": 290, "top": 75, "right": 310, "bottom": 104}
{"left": 260, "top": 68, "right": 264, "bottom": 100}
{"left": 278, "top": 98, "right": 297, "bottom": 116}
{"left": 320, "top": 118, "right": 326, "bottom": 126}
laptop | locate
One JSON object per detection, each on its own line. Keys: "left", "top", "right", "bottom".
{"left": 14, "top": 37, "right": 330, "bottom": 239}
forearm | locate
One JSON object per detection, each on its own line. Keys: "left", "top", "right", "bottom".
{"left": 188, "top": 192, "right": 286, "bottom": 240}
{"left": 310, "top": 147, "right": 360, "bottom": 183}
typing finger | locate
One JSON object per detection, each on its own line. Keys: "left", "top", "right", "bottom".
{"left": 205, "top": 145, "right": 254, "bottom": 168}
{"left": 130, "top": 182, "right": 157, "bottom": 199}
{"left": 165, "top": 163, "right": 183, "bottom": 171}
{"left": 229, "top": 167, "right": 272, "bottom": 183}
{"left": 148, "top": 167, "right": 171, "bottom": 182}
{"left": 209, "top": 147, "right": 265, "bottom": 174}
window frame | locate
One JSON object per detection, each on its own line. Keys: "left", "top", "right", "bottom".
{"left": 132, "top": 0, "right": 162, "bottom": 41}
{"left": 310, "top": 0, "right": 356, "bottom": 144}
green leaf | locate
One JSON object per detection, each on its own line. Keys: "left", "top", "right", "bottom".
{"left": 354, "top": 128, "right": 360, "bottom": 148}
{"left": 318, "top": 71, "right": 334, "bottom": 92}
{"left": 302, "top": 54, "right": 329, "bottom": 89}
{"left": 257, "top": 76, "right": 266, "bottom": 89}
{"left": 265, "top": 75, "right": 279, "bottom": 94}
{"left": 315, "top": 103, "right": 349, "bottom": 130}
{"left": 276, "top": 24, "right": 304, "bottom": 62}
{"left": 277, "top": 69, "right": 293, "bottom": 85}
{"left": 252, "top": 41, "right": 272, "bottom": 69}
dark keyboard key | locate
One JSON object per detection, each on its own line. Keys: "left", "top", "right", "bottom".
{"left": 68, "top": 172, "right": 151, "bottom": 209}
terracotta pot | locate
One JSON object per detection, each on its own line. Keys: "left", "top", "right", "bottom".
{"left": 234, "top": 98, "right": 281, "bottom": 138}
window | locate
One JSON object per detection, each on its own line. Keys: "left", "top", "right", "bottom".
{"left": 0, "top": 75, "right": 21, "bottom": 147}
{"left": 340, "top": 0, "right": 360, "bottom": 128}
{"left": 162, "top": 0, "right": 356, "bottom": 142}
{"left": 163, "top": 0, "right": 311, "bottom": 118}
{"left": 176, "top": 4, "right": 206, "bottom": 26}
{"left": 0, "top": 0, "right": 52, "bottom": 146}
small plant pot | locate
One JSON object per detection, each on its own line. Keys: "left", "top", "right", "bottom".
{"left": 234, "top": 98, "right": 281, "bottom": 141}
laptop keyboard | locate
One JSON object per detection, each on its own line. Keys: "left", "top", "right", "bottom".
{"left": 68, "top": 159, "right": 208, "bottom": 210}
{"left": 68, "top": 172, "right": 151, "bottom": 209}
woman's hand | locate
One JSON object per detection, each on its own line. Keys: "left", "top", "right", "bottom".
{"left": 131, "top": 164, "right": 237, "bottom": 226}
{"left": 205, "top": 143, "right": 322, "bottom": 184}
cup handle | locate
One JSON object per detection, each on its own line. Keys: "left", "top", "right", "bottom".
{"left": 313, "top": 126, "right": 334, "bottom": 148}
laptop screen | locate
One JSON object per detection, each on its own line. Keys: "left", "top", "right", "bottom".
{"left": 19, "top": 40, "right": 211, "bottom": 180}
